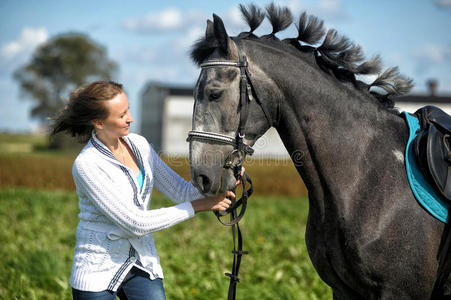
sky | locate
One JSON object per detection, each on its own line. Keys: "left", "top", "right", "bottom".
{"left": 0, "top": 0, "right": 450, "bottom": 133}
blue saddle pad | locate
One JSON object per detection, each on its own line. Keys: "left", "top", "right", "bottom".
{"left": 403, "top": 111, "right": 449, "bottom": 223}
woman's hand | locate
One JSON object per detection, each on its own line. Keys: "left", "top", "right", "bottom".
{"left": 235, "top": 166, "right": 245, "bottom": 186}
{"left": 191, "top": 191, "right": 235, "bottom": 213}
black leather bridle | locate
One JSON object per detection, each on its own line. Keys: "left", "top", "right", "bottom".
{"left": 187, "top": 37, "right": 272, "bottom": 224}
{"left": 187, "top": 38, "right": 273, "bottom": 160}
{"left": 186, "top": 37, "right": 272, "bottom": 300}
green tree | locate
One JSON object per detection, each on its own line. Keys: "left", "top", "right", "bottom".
{"left": 14, "top": 32, "right": 118, "bottom": 121}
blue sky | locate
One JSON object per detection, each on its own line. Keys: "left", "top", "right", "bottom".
{"left": 1, "top": 0, "right": 450, "bottom": 133}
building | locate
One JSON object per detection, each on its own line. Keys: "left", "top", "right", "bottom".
{"left": 140, "top": 82, "right": 194, "bottom": 156}
{"left": 140, "top": 81, "right": 288, "bottom": 157}
{"left": 140, "top": 80, "right": 451, "bottom": 157}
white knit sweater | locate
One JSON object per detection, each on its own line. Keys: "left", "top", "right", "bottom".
{"left": 70, "top": 132, "right": 203, "bottom": 292}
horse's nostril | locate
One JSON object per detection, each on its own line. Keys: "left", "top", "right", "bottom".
{"left": 198, "top": 174, "right": 211, "bottom": 192}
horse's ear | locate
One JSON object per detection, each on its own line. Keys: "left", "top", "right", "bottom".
{"left": 212, "top": 14, "right": 229, "bottom": 55}
{"left": 206, "top": 19, "right": 214, "bottom": 40}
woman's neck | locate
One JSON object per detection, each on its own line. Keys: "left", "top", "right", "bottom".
{"left": 95, "top": 131, "right": 122, "bottom": 153}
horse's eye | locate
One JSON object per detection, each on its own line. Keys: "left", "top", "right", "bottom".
{"left": 208, "top": 90, "right": 223, "bottom": 102}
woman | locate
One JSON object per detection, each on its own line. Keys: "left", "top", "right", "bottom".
{"left": 52, "top": 81, "right": 238, "bottom": 300}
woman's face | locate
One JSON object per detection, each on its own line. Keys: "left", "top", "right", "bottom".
{"left": 95, "top": 92, "right": 134, "bottom": 139}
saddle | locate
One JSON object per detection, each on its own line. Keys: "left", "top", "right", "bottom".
{"left": 413, "top": 105, "right": 451, "bottom": 202}
{"left": 413, "top": 106, "right": 451, "bottom": 298}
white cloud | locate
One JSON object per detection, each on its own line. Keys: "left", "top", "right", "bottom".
{"left": 225, "top": 5, "right": 243, "bottom": 28}
{"left": 318, "top": 0, "right": 341, "bottom": 13}
{"left": 123, "top": 8, "right": 205, "bottom": 34}
{"left": 123, "top": 8, "right": 182, "bottom": 33}
{"left": 0, "top": 27, "right": 48, "bottom": 61}
{"left": 415, "top": 44, "right": 451, "bottom": 63}
{"left": 436, "top": 0, "right": 451, "bottom": 8}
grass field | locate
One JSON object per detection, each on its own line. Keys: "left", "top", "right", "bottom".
{"left": 0, "top": 188, "right": 331, "bottom": 299}
{"left": 0, "top": 133, "right": 327, "bottom": 299}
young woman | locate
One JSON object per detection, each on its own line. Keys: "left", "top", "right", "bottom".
{"left": 52, "top": 81, "right": 238, "bottom": 300}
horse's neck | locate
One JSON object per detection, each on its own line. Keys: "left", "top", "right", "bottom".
{"left": 274, "top": 77, "right": 409, "bottom": 218}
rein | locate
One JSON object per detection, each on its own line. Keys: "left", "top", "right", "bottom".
{"left": 186, "top": 37, "right": 271, "bottom": 300}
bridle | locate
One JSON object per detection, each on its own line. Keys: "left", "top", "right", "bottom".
{"left": 186, "top": 37, "right": 272, "bottom": 300}
{"left": 187, "top": 37, "right": 273, "bottom": 223}
{"left": 187, "top": 38, "right": 272, "bottom": 173}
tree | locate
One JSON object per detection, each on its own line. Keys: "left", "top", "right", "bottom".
{"left": 14, "top": 32, "right": 118, "bottom": 121}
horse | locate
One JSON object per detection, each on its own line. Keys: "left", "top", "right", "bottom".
{"left": 186, "top": 3, "right": 447, "bottom": 299}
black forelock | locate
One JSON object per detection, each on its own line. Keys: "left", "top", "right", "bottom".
{"left": 190, "top": 37, "right": 218, "bottom": 66}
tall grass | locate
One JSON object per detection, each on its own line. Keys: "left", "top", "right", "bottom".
{"left": 0, "top": 132, "right": 307, "bottom": 196}
{"left": 0, "top": 153, "right": 307, "bottom": 196}
{"left": 0, "top": 152, "right": 77, "bottom": 191}
{"left": 0, "top": 188, "right": 331, "bottom": 299}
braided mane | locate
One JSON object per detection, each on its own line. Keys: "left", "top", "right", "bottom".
{"left": 191, "top": 3, "right": 413, "bottom": 108}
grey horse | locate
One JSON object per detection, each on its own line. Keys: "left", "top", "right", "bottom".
{"left": 187, "top": 4, "right": 446, "bottom": 299}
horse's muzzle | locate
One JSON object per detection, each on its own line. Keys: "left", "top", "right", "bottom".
{"left": 192, "top": 167, "right": 236, "bottom": 196}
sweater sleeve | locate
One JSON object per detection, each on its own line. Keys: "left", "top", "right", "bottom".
{"left": 149, "top": 145, "right": 203, "bottom": 203}
{"left": 73, "top": 159, "right": 195, "bottom": 237}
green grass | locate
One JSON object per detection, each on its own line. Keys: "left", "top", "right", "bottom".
{"left": 0, "top": 188, "right": 331, "bottom": 299}
{"left": 0, "top": 188, "right": 77, "bottom": 299}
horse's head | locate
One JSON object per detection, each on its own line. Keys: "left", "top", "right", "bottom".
{"left": 187, "top": 3, "right": 414, "bottom": 197}
{"left": 187, "top": 14, "right": 273, "bottom": 196}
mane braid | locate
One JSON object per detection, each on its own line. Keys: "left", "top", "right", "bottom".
{"left": 296, "top": 12, "right": 325, "bottom": 45}
{"left": 317, "top": 29, "right": 365, "bottom": 72}
{"left": 370, "top": 67, "right": 414, "bottom": 96}
{"left": 355, "top": 55, "right": 382, "bottom": 75}
{"left": 265, "top": 3, "right": 292, "bottom": 35}
{"left": 190, "top": 3, "right": 413, "bottom": 99}
{"left": 239, "top": 4, "right": 264, "bottom": 33}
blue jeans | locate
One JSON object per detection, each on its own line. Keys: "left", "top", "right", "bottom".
{"left": 72, "top": 267, "right": 166, "bottom": 300}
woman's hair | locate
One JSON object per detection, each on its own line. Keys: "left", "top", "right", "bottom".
{"left": 51, "top": 81, "right": 123, "bottom": 142}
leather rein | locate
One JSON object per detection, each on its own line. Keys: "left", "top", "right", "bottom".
{"left": 186, "top": 37, "right": 272, "bottom": 300}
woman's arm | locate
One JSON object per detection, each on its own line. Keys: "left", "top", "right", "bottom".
{"left": 149, "top": 146, "right": 203, "bottom": 203}
{"left": 73, "top": 159, "right": 195, "bottom": 237}
{"left": 74, "top": 158, "right": 233, "bottom": 237}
